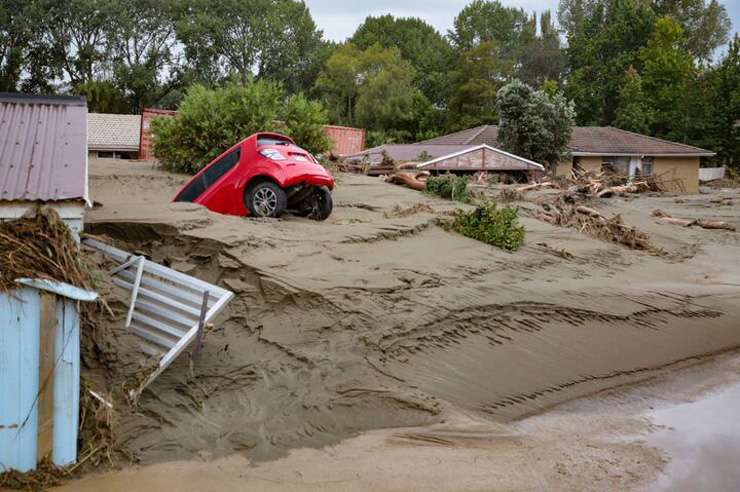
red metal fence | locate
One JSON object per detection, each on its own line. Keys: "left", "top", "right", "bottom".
{"left": 138, "top": 108, "right": 365, "bottom": 161}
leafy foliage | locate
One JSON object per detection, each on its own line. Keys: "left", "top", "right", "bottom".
{"left": 425, "top": 175, "right": 471, "bottom": 202}
{"left": 496, "top": 80, "right": 575, "bottom": 171}
{"left": 151, "top": 82, "right": 331, "bottom": 173}
{"left": 277, "top": 93, "right": 331, "bottom": 155}
{"left": 445, "top": 204, "right": 525, "bottom": 251}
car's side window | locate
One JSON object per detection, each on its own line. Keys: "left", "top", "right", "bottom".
{"left": 175, "top": 148, "right": 241, "bottom": 202}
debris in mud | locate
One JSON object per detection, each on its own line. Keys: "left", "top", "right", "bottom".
{"left": 536, "top": 242, "right": 575, "bottom": 260}
{"left": 383, "top": 171, "right": 429, "bottom": 191}
{"left": 0, "top": 459, "right": 66, "bottom": 491}
{"left": 539, "top": 202, "right": 655, "bottom": 251}
{"left": 652, "top": 209, "right": 736, "bottom": 231}
{"left": 0, "top": 206, "right": 93, "bottom": 291}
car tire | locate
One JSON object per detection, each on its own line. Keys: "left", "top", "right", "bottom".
{"left": 308, "top": 186, "right": 333, "bottom": 221}
{"left": 245, "top": 181, "right": 287, "bottom": 218}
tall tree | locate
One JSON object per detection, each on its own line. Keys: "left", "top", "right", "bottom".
{"left": 559, "top": 0, "right": 657, "bottom": 125}
{"left": 313, "top": 43, "right": 431, "bottom": 142}
{"left": 176, "top": 0, "right": 323, "bottom": 91}
{"left": 652, "top": 0, "right": 731, "bottom": 62}
{"left": 449, "top": 0, "right": 529, "bottom": 58}
{"left": 109, "top": 0, "right": 177, "bottom": 111}
{"left": 446, "top": 41, "right": 513, "bottom": 130}
{"left": 516, "top": 11, "right": 565, "bottom": 86}
{"left": 707, "top": 35, "right": 740, "bottom": 168}
{"left": 49, "top": 0, "right": 117, "bottom": 85}
{"left": 496, "top": 79, "right": 576, "bottom": 171}
{"left": 614, "top": 66, "right": 654, "bottom": 134}
{"left": 350, "top": 15, "right": 453, "bottom": 105}
{"left": 638, "top": 16, "right": 695, "bottom": 141}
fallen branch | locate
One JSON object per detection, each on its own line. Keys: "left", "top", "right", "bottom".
{"left": 653, "top": 210, "right": 736, "bottom": 231}
{"left": 517, "top": 181, "right": 554, "bottom": 193}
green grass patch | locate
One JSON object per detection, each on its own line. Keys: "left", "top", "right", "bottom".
{"left": 444, "top": 203, "right": 525, "bottom": 251}
{"left": 425, "top": 174, "right": 470, "bottom": 202}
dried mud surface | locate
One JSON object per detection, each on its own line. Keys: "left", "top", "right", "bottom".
{"left": 84, "top": 160, "right": 740, "bottom": 471}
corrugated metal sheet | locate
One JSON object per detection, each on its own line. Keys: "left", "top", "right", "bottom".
{"left": 323, "top": 125, "right": 365, "bottom": 156}
{"left": 0, "top": 280, "right": 96, "bottom": 472}
{"left": 0, "top": 93, "right": 88, "bottom": 203}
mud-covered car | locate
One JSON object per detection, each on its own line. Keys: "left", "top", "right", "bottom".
{"left": 173, "top": 132, "right": 335, "bottom": 220}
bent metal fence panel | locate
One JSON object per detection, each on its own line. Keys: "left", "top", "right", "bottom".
{"left": 83, "top": 238, "right": 234, "bottom": 400}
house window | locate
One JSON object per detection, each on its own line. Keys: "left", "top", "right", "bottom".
{"left": 602, "top": 156, "right": 630, "bottom": 176}
{"left": 641, "top": 157, "right": 654, "bottom": 176}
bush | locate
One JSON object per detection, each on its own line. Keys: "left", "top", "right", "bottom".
{"left": 276, "top": 94, "right": 331, "bottom": 155}
{"left": 151, "top": 82, "right": 331, "bottom": 174}
{"left": 425, "top": 174, "right": 470, "bottom": 202}
{"left": 445, "top": 203, "right": 525, "bottom": 251}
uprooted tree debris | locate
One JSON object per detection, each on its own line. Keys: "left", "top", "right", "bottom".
{"left": 539, "top": 202, "right": 655, "bottom": 251}
{"left": 652, "top": 209, "right": 736, "bottom": 231}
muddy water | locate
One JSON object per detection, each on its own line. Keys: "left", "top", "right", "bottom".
{"left": 648, "top": 383, "right": 740, "bottom": 491}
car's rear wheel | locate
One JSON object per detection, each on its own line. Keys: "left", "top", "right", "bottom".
{"left": 246, "top": 181, "right": 287, "bottom": 218}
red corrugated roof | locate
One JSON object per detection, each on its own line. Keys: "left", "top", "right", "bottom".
{"left": 0, "top": 93, "right": 88, "bottom": 203}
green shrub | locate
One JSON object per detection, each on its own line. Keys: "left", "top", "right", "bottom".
{"left": 276, "top": 93, "right": 331, "bottom": 155}
{"left": 445, "top": 203, "right": 525, "bottom": 251}
{"left": 151, "top": 82, "right": 330, "bottom": 174}
{"left": 425, "top": 174, "right": 470, "bottom": 202}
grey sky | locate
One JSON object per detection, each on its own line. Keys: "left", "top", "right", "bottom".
{"left": 304, "top": 0, "right": 738, "bottom": 46}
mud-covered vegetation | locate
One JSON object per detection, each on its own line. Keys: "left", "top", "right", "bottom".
{"left": 425, "top": 174, "right": 471, "bottom": 202}
{"left": 444, "top": 203, "right": 525, "bottom": 251}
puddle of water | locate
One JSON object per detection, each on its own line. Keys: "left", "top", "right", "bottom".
{"left": 648, "top": 383, "right": 740, "bottom": 492}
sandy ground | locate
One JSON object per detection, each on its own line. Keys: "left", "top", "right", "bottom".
{"left": 65, "top": 159, "right": 740, "bottom": 489}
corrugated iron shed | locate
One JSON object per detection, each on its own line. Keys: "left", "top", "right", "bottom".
{"left": 0, "top": 93, "right": 88, "bottom": 204}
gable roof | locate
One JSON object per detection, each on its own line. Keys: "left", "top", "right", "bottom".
{"left": 345, "top": 143, "right": 476, "bottom": 164}
{"left": 420, "top": 125, "right": 714, "bottom": 157}
{"left": 417, "top": 144, "right": 544, "bottom": 171}
{"left": 88, "top": 113, "right": 141, "bottom": 152}
{"left": 0, "top": 93, "right": 89, "bottom": 203}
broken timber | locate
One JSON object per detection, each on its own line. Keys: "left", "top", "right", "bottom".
{"left": 83, "top": 238, "right": 234, "bottom": 401}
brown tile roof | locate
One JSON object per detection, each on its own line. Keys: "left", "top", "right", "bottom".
{"left": 420, "top": 125, "right": 714, "bottom": 156}
{"left": 0, "top": 93, "right": 88, "bottom": 203}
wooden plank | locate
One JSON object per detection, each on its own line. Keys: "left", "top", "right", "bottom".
{"left": 36, "top": 292, "right": 56, "bottom": 463}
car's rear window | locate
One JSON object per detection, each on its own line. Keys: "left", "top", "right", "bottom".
{"left": 257, "top": 135, "right": 292, "bottom": 147}
{"left": 175, "top": 148, "right": 241, "bottom": 202}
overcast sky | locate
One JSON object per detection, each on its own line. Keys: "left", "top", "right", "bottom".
{"left": 304, "top": 0, "right": 739, "bottom": 47}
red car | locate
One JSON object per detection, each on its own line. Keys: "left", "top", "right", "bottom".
{"left": 173, "top": 132, "right": 335, "bottom": 220}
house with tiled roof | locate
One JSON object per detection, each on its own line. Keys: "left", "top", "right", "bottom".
{"left": 87, "top": 113, "right": 141, "bottom": 159}
{"left": 346, "top": 125, "right": 714, "bottom": 193}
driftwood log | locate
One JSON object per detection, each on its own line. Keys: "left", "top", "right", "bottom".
{"left": 653, "top": 210, "right": 736, "bottom": 231}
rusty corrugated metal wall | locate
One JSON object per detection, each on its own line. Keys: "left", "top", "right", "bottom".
{"left": 322, "top": 125, "right": 365, "bottom": 156}
{"left": 139, "top": 107, "right": 177, "bottom": 161}
{"left": 0, "top": 94, "right": 87, "bottom": 203}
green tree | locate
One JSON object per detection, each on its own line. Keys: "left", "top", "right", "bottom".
{"left": 614, "top": 66, "right": 654, "bottom": 134}
{"left": 496, "top": 80, "right": 576, "bottom": 171}
{"left": 109, "top": 0, "right": 177, "bottom": 112}
{"left": 707, "top": 35, "right": 740, "bottom": 168}
{"left": 449, "top": 0, "right": 529, "bottom": 58}
{"left": 314, "top": 43, "right": 431, "bottom": 142}
{"left": 516, "top": 11, "right": 565, "bottom": 87}
{"left": 559, "top": 0, "right": 657, "bottom": 125}
{"left": 277, "top": 93, "right": 330, "bottom": 155}
{"left": 151, "top": 81, "right": 283, "bottom": 173}
{"left": 72, "top": 80, "right": 129, "bottom": 113}
{"left": 175, "top": 0, "right": 322, "bottom": 91}
{"left": 638, "top": 17, "right": 695, "bottom": 140}
{"left": 652, "top": 0, "right": 731, "bottom": 62}
{"left": 446, "top": 41, "right": 513, "bottom": 130}
{"left": 350, "top": 15, "right": 453, "bottom": 105}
